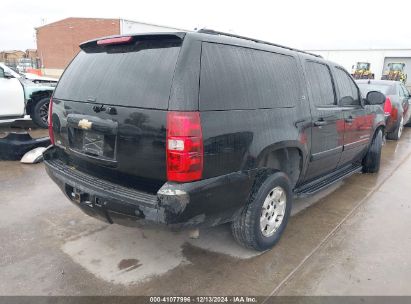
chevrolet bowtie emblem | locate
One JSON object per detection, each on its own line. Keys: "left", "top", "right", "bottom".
{"left": 78, "top": 119, "right": 92, "bottom": 130}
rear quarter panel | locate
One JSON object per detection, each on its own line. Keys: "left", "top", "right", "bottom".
{"left": 386, "top": 94, "right": 401, "bottom": 133}
{"left": 201, "top": 108, "right": 310, "bottom": 179}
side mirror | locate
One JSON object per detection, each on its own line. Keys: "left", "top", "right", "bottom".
{"left": 4, "top": 72, "right": 14, "bottom": 79}
{"left": 365, "top": 91, "right": 386, "bottom": 105}
{"left": 340, "top": 96, "right": 355, "bottom": 106}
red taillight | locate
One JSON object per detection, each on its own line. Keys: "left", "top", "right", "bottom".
{"left": 97, "top": 36, "right": 132, "bottom": 46}
{"left": 166, "top": 111, "right": 203, "bottom": 182}
{"left": 48, "top": 97, "right": 55, "bottom": 145}
{"left": 383, "top": 97, "right": 392, "bottom": 116}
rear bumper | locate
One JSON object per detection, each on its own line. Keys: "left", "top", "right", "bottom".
{"left": 43, "top": 146, "right": 253, "bottom": 228}
{"left": 0, "top": 133, "right": 50, "bottom": 161}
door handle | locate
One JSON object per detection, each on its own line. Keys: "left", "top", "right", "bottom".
{"left": 314, "top": 120, "right": 327, "bottom": 126}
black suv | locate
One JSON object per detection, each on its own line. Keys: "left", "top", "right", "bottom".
{"left": 44, "top": 30, "right": 386, "bottom": 251}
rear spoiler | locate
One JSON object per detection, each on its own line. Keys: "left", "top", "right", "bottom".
{"left": 80, "top": 32, "right": 186, "bottom": 51}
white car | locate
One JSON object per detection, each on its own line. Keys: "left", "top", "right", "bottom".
{"left": 0, "top": 62, "right": 58, "bottom": 85}
{"left": 0, "top": 63, "right": 55, "bottom": 128}
{"left": 23, "top": 72, "right": 58, "bottom": 85}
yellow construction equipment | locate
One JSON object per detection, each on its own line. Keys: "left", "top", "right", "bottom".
{"left": 352, "top": 62, "right": 374, "bottom": 79}
{"left": 381, "top": 63, "right": 407, "bottom": 83}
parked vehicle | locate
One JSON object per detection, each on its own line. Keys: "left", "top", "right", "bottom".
{"left": 357, "top": 80, "right": 411, "bottom": 140}
{"left": 44, "top": 30, "right": 386, "bottom": 251}
{"left": 0, "top": 63, "right": 58, "bottom": 86}
{"left": 351, "top": 62, "right": 374, "bottom": 79}
{"left": 16, "top": 58, "right": 34, "bottom": 73}
{"left": 0, "top": 62, "right": 54, "bottom": 128}
{"left": 381, "top": 63, "right": 407, "bottom": 84}
{"left": 23, "top": 73, "right": 58, "bottom": 86}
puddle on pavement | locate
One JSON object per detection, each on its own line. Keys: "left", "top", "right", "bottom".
{"left": 118, "top": 259, "right": 142, "bottom": 271}
{"left": 62, "top": 224, "right": 188, "bottom": 284}
{"left": 61, "top": 222, "right": 261, "bottom": 285}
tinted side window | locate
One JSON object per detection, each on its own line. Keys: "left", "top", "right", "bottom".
{"left": 334, "top": 67, "right": 361, "bottom": 106}
{"left": 0, "top": 68, "right": 4, "bottom": 78}
{"left": 305, "top": 61, "right": 335, "bottom": 106}
{"left": 200, "top": 43, "right": 302, "bottom": 110}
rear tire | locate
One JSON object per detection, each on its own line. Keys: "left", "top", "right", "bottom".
{"left": 362, "top": 129, "right": 383, "bottom": 173}
{"left": 32, "top": 97, "right": 50, "bottom": 129}
{"left": 386, "top": 117, "right": 403, "bottom": 141}
{"left": 231, "top": 172, "right": 292, "bottom": 251}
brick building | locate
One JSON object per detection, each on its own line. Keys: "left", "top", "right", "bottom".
{"left": 36, "top": 17, "right": 183, "bottom": 76}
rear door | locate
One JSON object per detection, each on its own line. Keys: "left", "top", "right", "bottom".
{"left": 303, "top": 60, "right": 344, "bottom": 181}
{"left": 0, "top": 67, "right": 25, "bottom": 118}
{"left": 51, "top": 35, "right": 184, "bottom": 190}
{"left": 332, "top": 67, "right": 373, "bottom": 166}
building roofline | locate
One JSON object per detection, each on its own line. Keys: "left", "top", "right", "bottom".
{"left": 35, "top": 17, "right": 120, "bottom": 29}
{"left": 120, "top": 18, "right": 187, "bottom": 31}
{"left": 0, "top": 50, "right": 26, "bottom": 54}
{"left": 35, "top": 17, "right": 187, "bottom": 31}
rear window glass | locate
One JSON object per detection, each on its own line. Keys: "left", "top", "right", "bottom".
{"left": 357, "top": 83, "right": 395, "bottom": 96}
{"left": 199, "top": 43, "right": 302, "bottom": 110}
{"left": 53, "top": 38, "right": 182, "bottom": 109}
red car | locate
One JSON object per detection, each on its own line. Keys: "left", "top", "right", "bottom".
{"left": 357, "top": 80, "right": 411, "bottom": 140}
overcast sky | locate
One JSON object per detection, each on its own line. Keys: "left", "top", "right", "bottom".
{"left": 1, "top": 0, "right": 410, "bottom": 51}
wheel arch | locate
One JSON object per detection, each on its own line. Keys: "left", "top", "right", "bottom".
{"left": 255, "top": 141, "right": 307, "bottom": 188}
{"left": 374, "top": 122, "right": 385, "bottom": 136}
{"left": 26, "top": 90, "right": 53, "bottom": 116}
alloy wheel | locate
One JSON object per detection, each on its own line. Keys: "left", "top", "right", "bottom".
{"left": 260, "top": 186, "right": 287, "bottom": 237}
{"left": 39, "top": 102, "right": 50, "bottom": 125}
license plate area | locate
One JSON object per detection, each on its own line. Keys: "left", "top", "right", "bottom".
{"left": 83, "top": 132, "right": 104, "bottom": 156}
{"left": 68, "top": 128, "right": 117, "bottom": 160}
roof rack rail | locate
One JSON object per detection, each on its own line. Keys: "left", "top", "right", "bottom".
{"left": 197, "top": 29, "right": 322, "bottom": 58}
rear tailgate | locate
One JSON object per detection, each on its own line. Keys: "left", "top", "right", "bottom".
{"left": 51, "top": 34, "right": 184, "bottom": 193}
